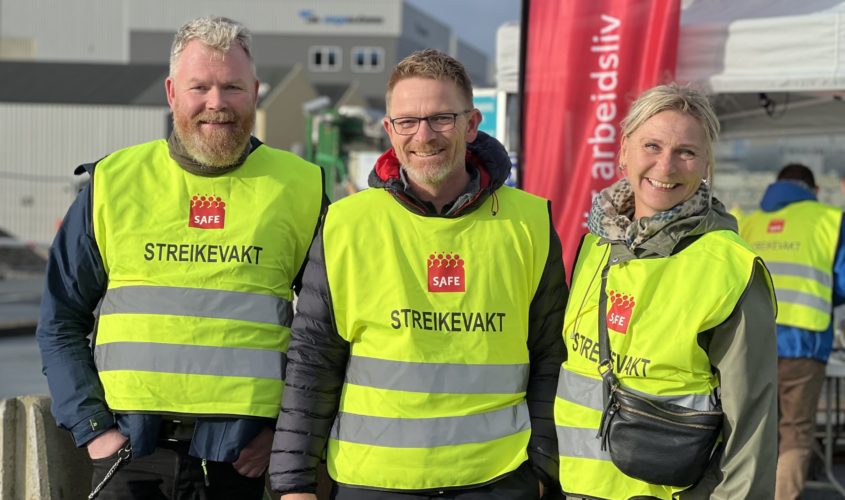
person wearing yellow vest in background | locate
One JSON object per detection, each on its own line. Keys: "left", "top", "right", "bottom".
{"left": 740, "top": 163, "right": 845, "bottom": 500}
{"left": 35, "top": 16, "right": 325, "bottom": 499}
{"left": 269, "top": 49, "right": 568, "bottom": 500}
{"left": 555, "top": 84, "right": 778, "bottom": 499}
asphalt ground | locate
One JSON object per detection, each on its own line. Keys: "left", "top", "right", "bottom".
{"left": 0, "top": 274, "right": 49, "bottom": 399}
{"left": 0, "top": 275, "right": 42, "bottom": 334}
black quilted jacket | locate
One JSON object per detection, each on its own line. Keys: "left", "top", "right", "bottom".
{"left": 269, "top": 132, "right": 568, "bottom": 496}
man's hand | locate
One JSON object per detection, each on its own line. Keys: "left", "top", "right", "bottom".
{"left": 233, "top": 426, "right": 274, "bottom": 477}
{"left": 281, "top": 495, "right": 317, "bottom": 500}
{"left": 539, "top": 481, "right": 545, "bottom": 498}
{"left": 86, "top": 428, "right": 128, "bottom": 459}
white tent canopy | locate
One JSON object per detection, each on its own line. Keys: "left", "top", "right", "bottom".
{"left": 676, "top": 0, "right": 845, "bottom": 138}
{"left": 501, "top": 1, "right": 845, "bottom": 139}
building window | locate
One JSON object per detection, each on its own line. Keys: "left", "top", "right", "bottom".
{"left": 309, "top": 46, "right": 342, "bottom": 72}
{"left": 351, "top": 47, "right": 384, "bottom": 73}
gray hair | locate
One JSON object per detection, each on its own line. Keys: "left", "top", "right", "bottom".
{"left": 169, "top": 16, "right": 255, "bottom": 77}
{"left": 621, "top": 83, "right": 720, "bottom": 181}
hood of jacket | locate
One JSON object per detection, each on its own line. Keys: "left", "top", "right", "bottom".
{"left": 759, "top": 180, "right": 817, "bottom": 212}
{"left": 632, "top": 199, "right": 739, "bottom": 258}
{"left": 367, "top": 131, "right": 511, "bottom": 216}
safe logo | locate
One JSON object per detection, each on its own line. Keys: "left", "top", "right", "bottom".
{"left": 189, "top": 194, "right": 225, "bottom": 229}
{"left": 606, "top": 290, "right": 635, "bottom": 334}
{"left": 767, "top": 219, "right": 785, "bottom": 233}
{"left": 428, "top": 252, "right": 465, "bottom": 292}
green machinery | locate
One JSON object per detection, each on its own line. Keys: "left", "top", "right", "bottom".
{"left": 304, "top": 98, "right": 386, "bottom": 200}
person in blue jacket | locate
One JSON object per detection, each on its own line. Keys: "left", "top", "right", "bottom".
{"left": 36, "top": 16, "right": 325, "bottom": 499}
{"left": 740, "top": 163, "right": 845, "bottom": 499}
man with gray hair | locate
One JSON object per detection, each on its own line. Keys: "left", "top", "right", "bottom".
{"left": 36, "top": 16, "right": 325, "bottom": 499}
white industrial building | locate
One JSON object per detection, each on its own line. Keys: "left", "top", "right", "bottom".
{"left": 0, "top": 0, "right": 489, "bottom": 105}
{"left": 0, "top": 0, "right": 489, "bottom": 246}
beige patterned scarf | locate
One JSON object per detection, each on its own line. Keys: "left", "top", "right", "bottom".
{"left": 587, "top": 178, "right": 711, "bottom": 248}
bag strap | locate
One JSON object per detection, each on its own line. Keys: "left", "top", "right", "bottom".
{"left": 597, "top": 262, "right": 619, "bottom": 392}
{"left": 596, "top": 261, "right": 620, "bottom": 449}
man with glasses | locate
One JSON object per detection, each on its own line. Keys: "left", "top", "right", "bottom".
{"left": 269, "top": 49, "right": 567, "bottom": 499}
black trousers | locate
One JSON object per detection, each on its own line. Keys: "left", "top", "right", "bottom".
{"left": 89, "top": 440, "right": 265, "bottom": 500}
{"left": 331, "top": 461, "right": 555, "bottom": 500}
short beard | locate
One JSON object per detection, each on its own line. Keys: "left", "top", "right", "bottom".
{"left": 403, "top": 162, "right": 454, "bottom": 188}
{"left": 173, "top": 110, "right": 255, "bottom": 168}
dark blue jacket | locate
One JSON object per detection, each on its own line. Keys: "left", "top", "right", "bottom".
{"left": 36, "top": 138, "right": 322, "bottom": 460}
{"left": 757, "top": 181, "right": 845, "bottom": 362}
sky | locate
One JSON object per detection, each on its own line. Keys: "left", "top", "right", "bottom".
{"left": 404, "top": 0, "right": 522, "bottom": 59}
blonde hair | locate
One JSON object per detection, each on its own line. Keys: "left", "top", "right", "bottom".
{"left": 386, "top": 49, "right": 473, "bottom": 111}
{"left": 621, "top": 83, "right": 720, "bottom": 181}
{"left": 170, "top": 16, "right": 254, "bottom": 77}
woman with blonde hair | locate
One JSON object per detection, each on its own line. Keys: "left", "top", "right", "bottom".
{"left": 554, "top": 83, "right": 777, "bottom": 499}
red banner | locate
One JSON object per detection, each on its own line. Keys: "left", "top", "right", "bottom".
{"left": 521, "top": 0, "right": 680, "bottom": 279}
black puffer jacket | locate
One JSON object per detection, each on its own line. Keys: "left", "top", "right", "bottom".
{"left": 269, "top": 132, "right": 567, "bottom": 495}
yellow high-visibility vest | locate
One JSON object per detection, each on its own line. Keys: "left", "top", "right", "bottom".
{"left": 741, "top": 201, "right": 841, "bottom": 331}
{"left": 92, "top": 139, "right": 323, "bottom": 418}
{"left": 323, "top": 186, "right": 550, "bottom": 490}
{"left": 556, "top": 231, "right": 771, "bottom": 499}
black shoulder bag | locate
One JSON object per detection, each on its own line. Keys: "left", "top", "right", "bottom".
{"left": 594, "top": 263, "right": 723, "bottom": 487}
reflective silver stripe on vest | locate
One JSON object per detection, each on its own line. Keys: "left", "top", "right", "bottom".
{"left": 557, "top": 368, "right": 717, "bottom": 411}
{"left": 330, "top": 402, "right": 530, "bottom": 448}
{"left": 767, "top": 261, "right": 832, "bottom": 289}
{"left": 775, "top": 288, "right": 831, "bottom": 315}
{"left": 100, "top": 286, "right": 293, "bottom": 326}
{"left": 345, "top": 356, "right": 529, "bottom": 394}
{"left": 556, "top": 425, "right": 610, "bottom": 461}
{"left": 557, "top": 367, "right": 604, "bottom": 410}
{"left": 95, "top": 341, "right": 286, "bottom": 380}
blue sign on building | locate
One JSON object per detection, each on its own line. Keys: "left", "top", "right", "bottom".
{"left": 473, "top": 91, "right": 498, "bottom": 140}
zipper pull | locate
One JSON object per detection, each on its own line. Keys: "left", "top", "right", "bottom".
{"left": 201, "top": 458, "right": 210, "bottom": 487}
{"left": 599, "top": 405, "right": 618, "bottom": 452}
{"left": 596, "top": 394, "right": 617, "bottom": 440}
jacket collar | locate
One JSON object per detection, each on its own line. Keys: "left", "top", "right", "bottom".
{"left": 367, "top": 131, "right": 511, "bottom": 217}
{"left": 166, "top": 133, "right": 261, "bottom": 177}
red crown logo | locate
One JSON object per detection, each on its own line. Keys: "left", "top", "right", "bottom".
{"left": 189, "top": 194, "right": 226, "bottom": 229}
{"left": 427, "top": 252, "right": 465, "bottom": 292}
{"left": 606, "top": 290, "right": 635, "bottom": 334}
{"left": 767, "top": 219, "right": 785, "bottom": 233}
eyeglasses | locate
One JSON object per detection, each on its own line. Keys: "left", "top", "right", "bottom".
{"left": 388, "top": 110, "right": 472, "bottom": 135}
